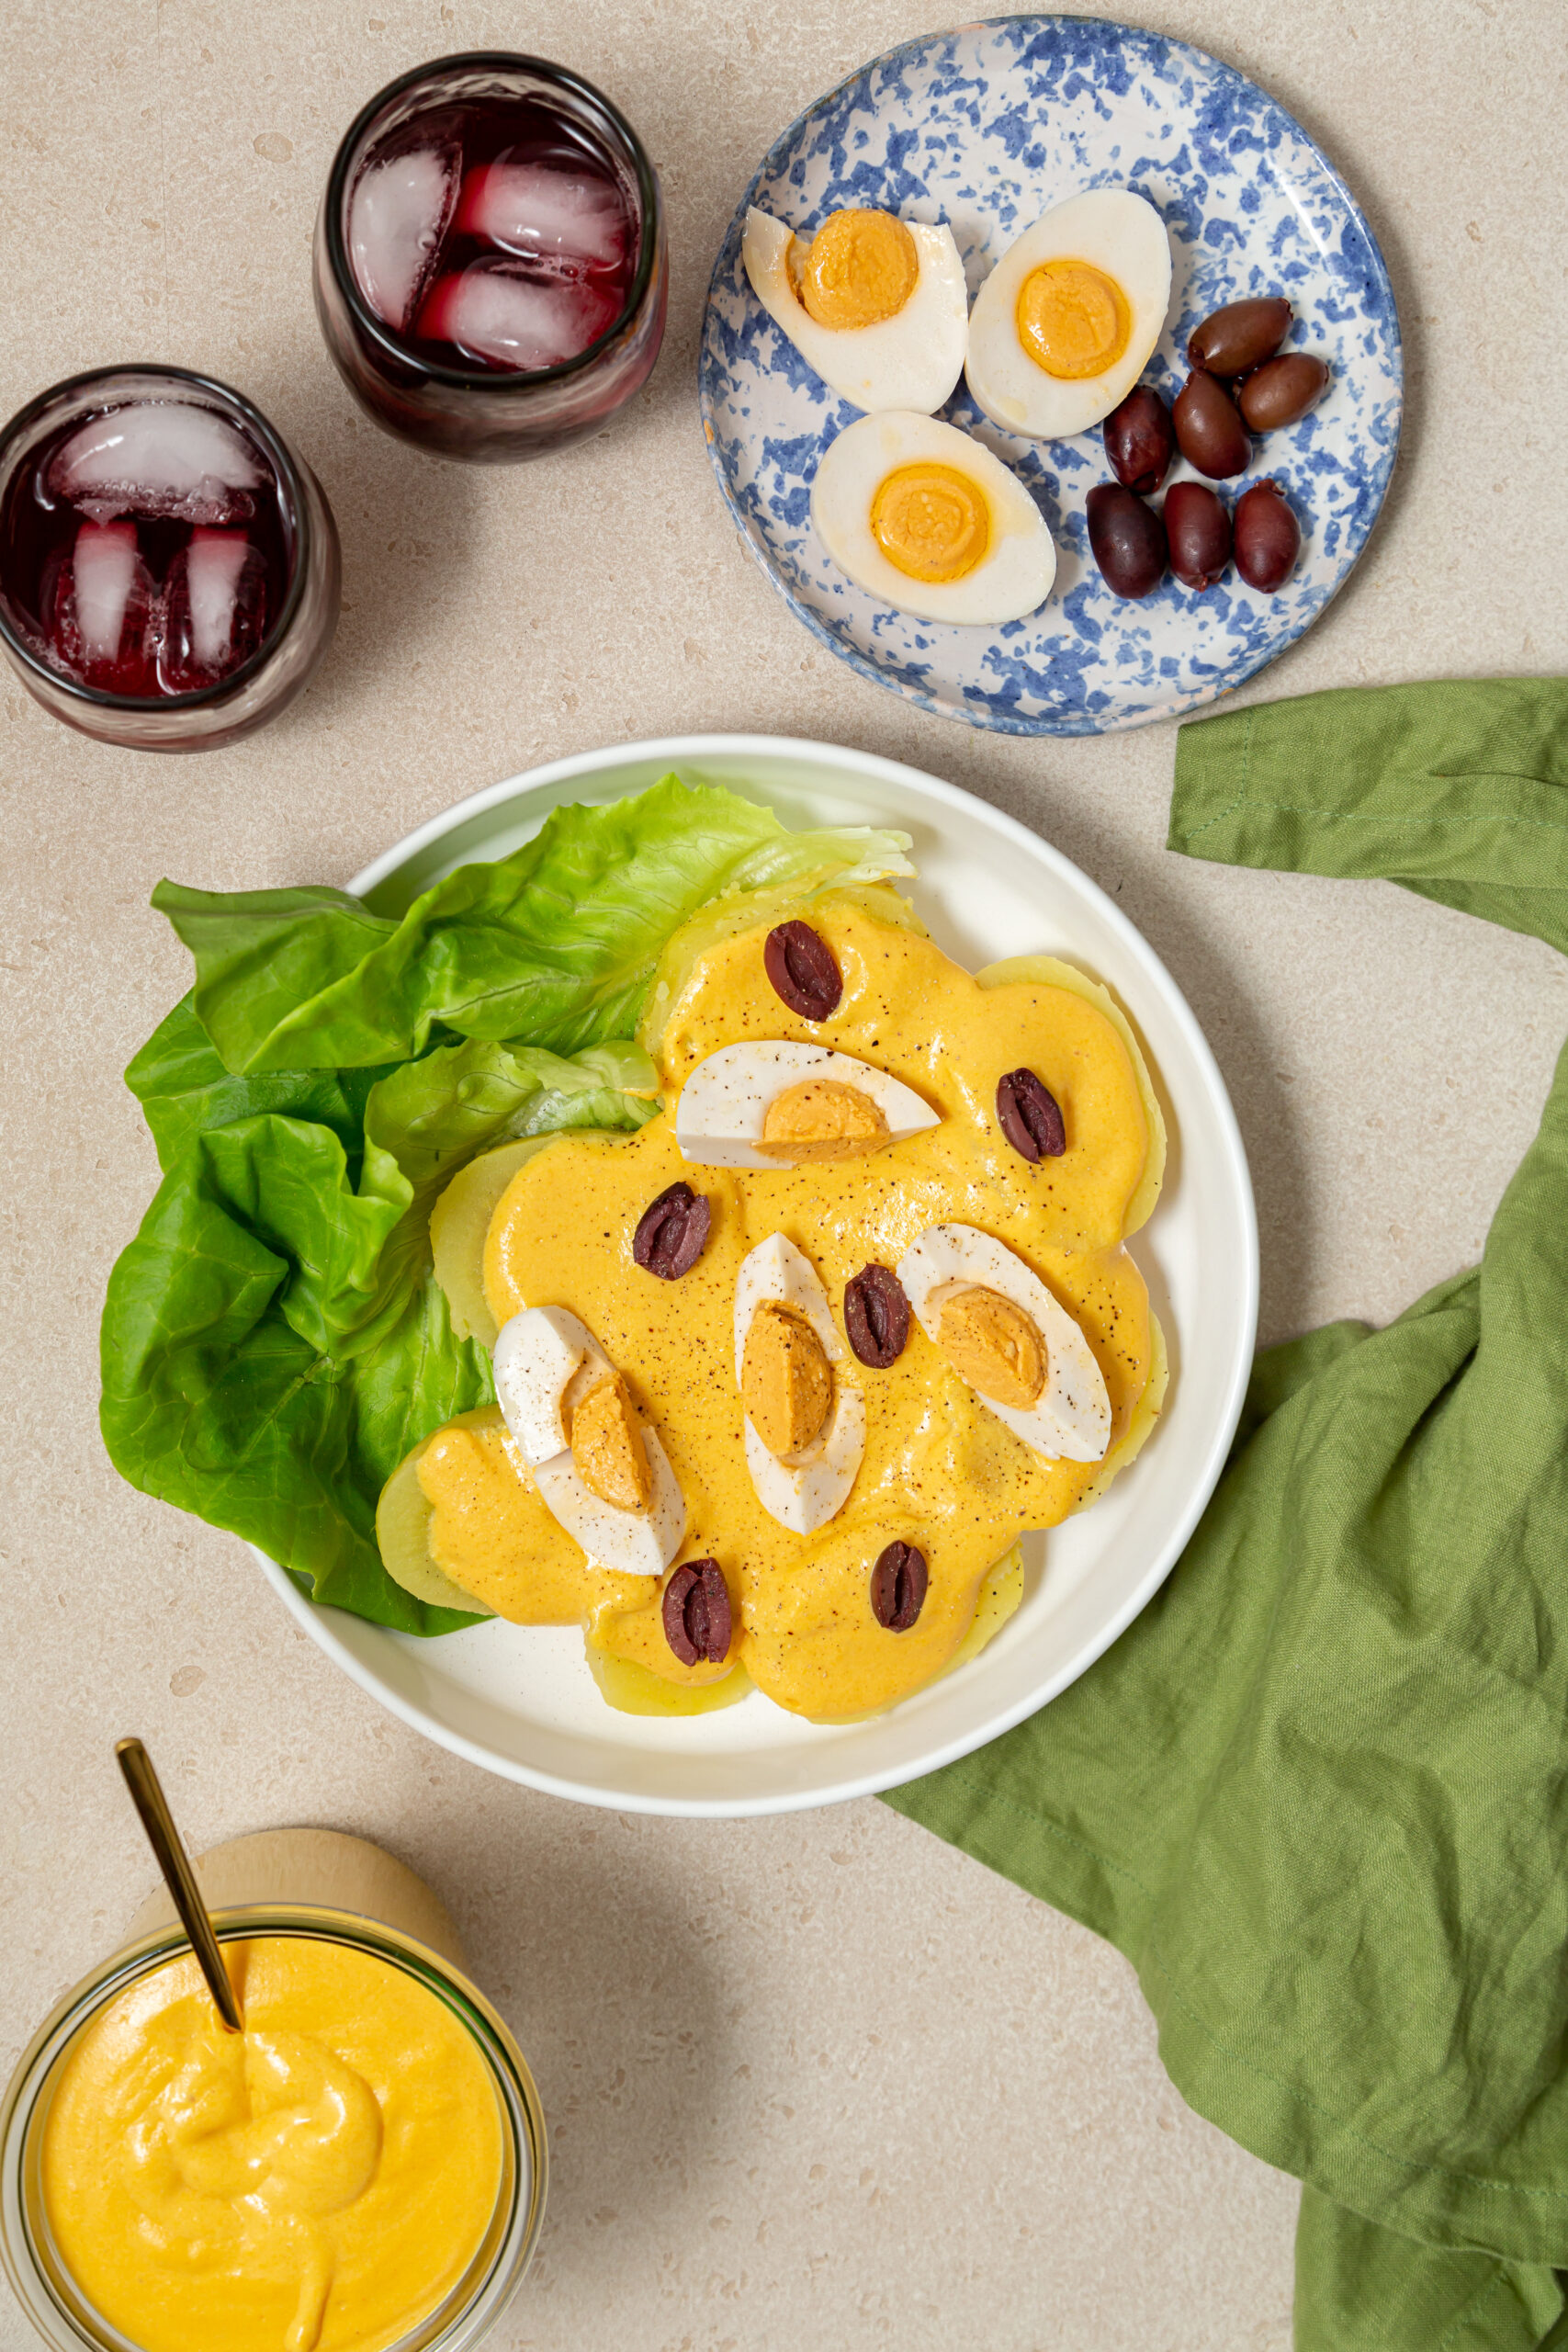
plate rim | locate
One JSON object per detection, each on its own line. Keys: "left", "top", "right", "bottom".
{"left": 256, "top": 730, "right": 1259, "bottom": 1815}
{"left": 696, "top": 12, "right": 1404, "bottom": 738}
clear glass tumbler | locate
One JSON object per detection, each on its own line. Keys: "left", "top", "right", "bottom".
{"left": 314, "top": 51, "right": 668, "bottom": 461}
{"left": 0, "top": 365, "right": 341, "bottom": 752}
{"left": 1, "top": 1846, "right": 547, "bottom": 2352}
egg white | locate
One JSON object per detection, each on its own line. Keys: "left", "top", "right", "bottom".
{"left": 676, "top": 1040, "right": 940, "bottom": 1170}
{"left": 896, "top": 1224, "right": 1111, "bottom": 1464}
{"left": 532, "top": 1432, "right": 686, "bottom": 1579}
{"left": 492, "top": 1305, "right": 596, "bottom": 1465}
{"left": 492, "top": 1304, "right": 687, "bottom": 1576}
{"left": 742, "top": 206, "right": 968, "bottom": 415}
{"left": 811, "top": 412, "right": 1056, "bottom": 626}
{"left": 734, "top": 1234, "right": 866, "bottom": 1534}
{"left": 964, "top": 188, "right": 1172, "bottom": 440}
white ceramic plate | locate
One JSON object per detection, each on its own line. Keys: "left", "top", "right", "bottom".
{"left": 257, "top": 736, "right": 1257, "bottom": 1815}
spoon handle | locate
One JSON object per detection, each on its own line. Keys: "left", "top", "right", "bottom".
{"left": 116, "top": 1737, "right": 243, "bottom": 2035}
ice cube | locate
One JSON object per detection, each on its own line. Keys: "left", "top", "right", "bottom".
{"left": 51, "top": 402, "right": 265, "bottom": 526}
{"left": 47, "top": 520, "right": 155, "bottom": 693}
{"left": 416, "top": 261, "right": 620, "bottom": 371}
{"left": 454, "top": 159, "right": 631, "bottom": 270}
{"left": 156, "top": 528, "right": 268, "bottom": 693}
{"left": 348, "top": 142, "right": 459, "bottom": 332}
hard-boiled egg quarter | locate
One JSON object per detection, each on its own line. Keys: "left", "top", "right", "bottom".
{"left": 897, "top": 1224, "right": 1111, "bottom": 1464}
{"left": 742, "top": 205, "right": 968, "bottom": 415}
{"left": 676, "top": 1039, "right": 940, "bottom": 1170}
{"left": 492, "top": 1305, "right": 686, "bottom": 1576}
{"left": 964, "top": 189, "right": 1172, "bottom": 440}
{"left": 811, "top": 412, "right": 1056, "bottom": 626}
{"left": 734, "top": 1235, "right": 866, "bottom": 1534}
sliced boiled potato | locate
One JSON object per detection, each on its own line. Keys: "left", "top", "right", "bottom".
{"left": 431, "top": 1139, "right": 549, "bottom": 1348}
{"left": 429, "top": 1137, "right": 560, "bottom": 1347}
{"left": 808, "top": 1540, "right": 1026, "bottom": 1724}
{"left": 585, "top": 1642, "right": 753, "bottom": 1716}
{"left": 376, "top": 1419, "right": 496, "bottom": 1614}
{"left": 1069, "top": 1310, "right": 1169, "bottom": 1515}
{"left": 976, "top": 954, "right": 1167, "bottom": 1236}
{"left": 434, "top": 1128, "right": 646, "bottom": 1348}
{"left": 942, "top": 1542, "right": 1025, "bottom": 1677}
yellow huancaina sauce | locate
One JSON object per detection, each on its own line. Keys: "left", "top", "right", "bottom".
{"left": 41, "top": 1939, "right": 502, "bottom": 2352}
{"left": 414, "top": 900, "right": 1155, "bottom": 1722}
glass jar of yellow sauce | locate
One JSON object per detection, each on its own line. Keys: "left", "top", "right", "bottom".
{"left": 0, "top": 1832, "right": 546, "bottom": 2352}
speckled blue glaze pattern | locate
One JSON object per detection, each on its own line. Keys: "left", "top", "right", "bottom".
{"left": 698, "top": 17, "right": 1402, "bottom": 735}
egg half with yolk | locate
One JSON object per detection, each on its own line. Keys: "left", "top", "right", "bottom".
{"left": 734, "top": 1234, "right": 866, "bottom": 1534}
{"left": 964, "top": 189, "right": 1172, "bottom": 439}
{"left": 492, "top": 1305, "right": 687, "bottom": 1577}
{"left": 675, "top": 1039, "right": 940, "bottom": 1169}
{"left": 742, "top": 205, "right": 968, "bottom": 414}
{"left": 897, "top": 1223, "right": 1111, "bottom": 1464}
{"left": 812, "top": 412, "right": 1056, "bottom": 625}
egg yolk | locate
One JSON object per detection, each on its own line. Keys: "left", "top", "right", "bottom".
{"left": 871, "top": 463, "right": 991, "bottom": 583}
{"left": 796, "top": 208, "right": 919, "bottom": 330}
{"left": 1015, "top": 258, "right": 1131, "bottom": 379}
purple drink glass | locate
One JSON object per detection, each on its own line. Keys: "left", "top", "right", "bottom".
{"left": 314, "top": 52, "right": 667, "bottom": 462}
{"left": 0, "top": 366, "right": 340, "bottom": 753}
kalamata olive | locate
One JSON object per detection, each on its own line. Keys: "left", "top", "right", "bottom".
{"left": 1101, "top": 385, "right": 1176, "bottom": 496}
{"left": 633, "top": 1182, "right": 711, "bottom": 1279}
{"left": 996, "top": 1068, "right": 1066, "bottom": 1161}
{"left": 1163, "top": 481, "right": 1232, "bottom": 591}
{"left": 1187, "top": 297, "right": 1292, "bottom": 376}
{"left": 870, "top": 1542, "right": 928, "bottom": 1633}
{"left": 1086, "top": 484, "right": 1167, "bottom": 599}
{"left": 764, "top": 921, "right": 841, "bottom": 1020}
{"left": 1238, "top": 353, "right": 1330, "bottom": 432}
{"left": 1233, "top": 479, "right": 1301, "bottom": 593}
{"left": 662, "top": 1559, "right": 732, "bottom": 1667}
{"left": 844, "top": 1263, "right": 910, "bottom": 1368}
{"left": 1172, "top": 372, "right": 1250, "bottom": 480}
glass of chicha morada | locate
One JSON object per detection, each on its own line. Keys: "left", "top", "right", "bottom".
{"left": 0, "top": 1908, "right": 545, "bottom": 2352}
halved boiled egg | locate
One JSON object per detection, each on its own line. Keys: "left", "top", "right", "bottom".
{"left": 676, "top": 1040, "right": 939, "bottom": 1170}
{"left": 734, "top": 1235, "right": 866, "bottom": 1533}
{"left": 811, "top": 412, "right": 1056, "bottom": 625}
{"left": 742, "top": 205, "right": 967, "bottom": 415}
{"left": 897, "top": 1224, "right": 1111, "bottom": 1463}
{"left": 964, "top": 189, "right": 1172, "bottom": 440}
{"left": 492, "top": 1305, "right": 685, "bottom": 1576}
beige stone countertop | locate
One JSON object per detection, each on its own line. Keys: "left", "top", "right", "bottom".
{"left": 3, "top": 3, "right": 1565, "bottom": 2346}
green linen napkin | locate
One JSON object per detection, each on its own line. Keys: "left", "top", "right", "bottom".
{"left": 885, "top": 679, "right": 1568, "bottom": 2351}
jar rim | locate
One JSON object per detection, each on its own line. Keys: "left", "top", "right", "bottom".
{"left": 320, "top": 50, "right": 660, "bottom": 392}
{"left": 0, "top": 1905, "right": 547, "bottom": 2352}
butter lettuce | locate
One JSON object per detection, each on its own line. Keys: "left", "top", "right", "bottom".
{"left": 101, "top": 775, "right": 911, "bottom": 1634}
{"left": 155, "top": 774, "right": 912, "bottom": 1072}
{"left": 102, "top": 1039, "right": 660, "bottom": 1633}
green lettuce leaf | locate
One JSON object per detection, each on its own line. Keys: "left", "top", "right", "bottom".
{"left": 128, "top": 995, "right": 392, "bottom": 1173}
{"left": 152, "top": 775, "right": 912, "bottom": 1072}
{"left": 100, "top": 1039, "right": 659, "bottom": 1633}
{"left": 352, "top": 1036, "right": 660, "bottom": 1357}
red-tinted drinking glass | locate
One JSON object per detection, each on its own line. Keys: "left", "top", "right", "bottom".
{"left": 315, "top": 53, "right": 667, "bottom": 461}
{"left": 0, "top": 366, "right": 340, "bottom": 752}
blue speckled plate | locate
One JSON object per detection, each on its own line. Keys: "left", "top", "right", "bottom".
{"left": 698, "top": 17, "right": 1402, "bottom": 735}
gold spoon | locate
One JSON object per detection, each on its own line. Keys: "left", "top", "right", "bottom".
{"left": 116, "top": 1736, "right": 243, "bottom": 2035}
